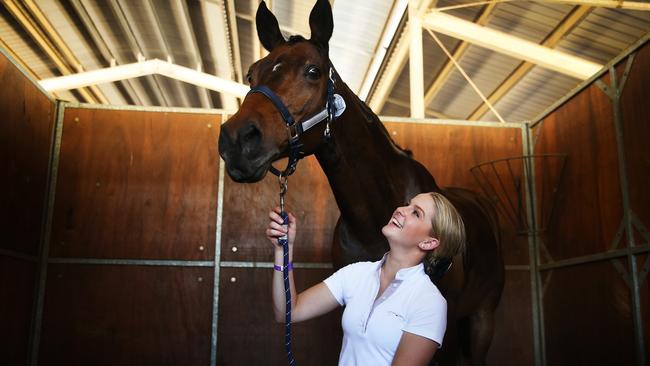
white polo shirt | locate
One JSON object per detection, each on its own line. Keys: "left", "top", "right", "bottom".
{"left": 324, "top": 254, "right": 447, "bottom": 366}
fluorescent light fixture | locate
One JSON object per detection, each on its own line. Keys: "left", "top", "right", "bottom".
{"left": 39, "top": 59, "right": 249, "bottom": 98}
{"left": 422, "top": 10, "right": 603, "bottom": 80}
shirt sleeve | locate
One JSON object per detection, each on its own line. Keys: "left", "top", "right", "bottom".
{"left": 402, "top": 289, "right": 447, "bottom": 347}
{"left": 323, "top": 263, "right": 359, "bottom": 306}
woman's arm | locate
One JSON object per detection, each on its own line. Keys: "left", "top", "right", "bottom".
{"left": 267, "top": 208, "right": 340, "bottom": 323}
{"left": 391, "top": 332, "right": 439, "bottom": 366}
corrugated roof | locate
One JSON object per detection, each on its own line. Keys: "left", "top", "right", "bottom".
{"left": 0, "top": 0, "right": 648, "bottom": 123}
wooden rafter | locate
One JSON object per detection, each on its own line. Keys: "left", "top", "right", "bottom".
{"left": 468, "top": 5, "right": 592, "bottom": 120}
{"left": 422, "top": 10, "right": 602, "bottom": 79}
{"left": 3, "top": 0, "right": 105, "bottom": 103}
{"left": 424, "top": 1, "right": 497, "bottom": 107}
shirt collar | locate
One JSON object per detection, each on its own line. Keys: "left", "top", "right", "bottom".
{"left": 376, "top": 252, "right": 425, "bottom": 281}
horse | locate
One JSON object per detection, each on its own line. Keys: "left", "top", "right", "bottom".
{"left": 218, "top": 1, "right": 504, "bottom": 365}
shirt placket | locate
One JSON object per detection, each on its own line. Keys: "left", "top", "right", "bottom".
{"left": 362, "top": 268, "right": 403, "bottom": 334}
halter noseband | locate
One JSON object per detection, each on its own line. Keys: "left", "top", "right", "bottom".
{"left": 246, "top": 68, "right": 346, "bottom": 177}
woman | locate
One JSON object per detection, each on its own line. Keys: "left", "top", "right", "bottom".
{"left": 266, "top": 192, "right": 466, "bottom": 365}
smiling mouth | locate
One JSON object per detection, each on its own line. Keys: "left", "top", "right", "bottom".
{"left": 391, "top": 217, "right": 403, "bottom": 229}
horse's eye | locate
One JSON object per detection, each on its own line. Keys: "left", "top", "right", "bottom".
{"left": 246, "top": 72, "right": 253, "bottom": 84}
{"left": 305, "top": 66, "right": 321, "bottom": 80}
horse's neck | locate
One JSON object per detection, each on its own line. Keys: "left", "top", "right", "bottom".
{"left": 314, "top": 85, "right": 436, "bottom": 240}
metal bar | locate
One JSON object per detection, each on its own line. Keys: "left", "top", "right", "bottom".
{"left": 210, "top": 144, "right": 227, "bottom": 366}
{"left": 505, "top": 265, "right": 531, "bottom": 271}
{"left": 522, "top": 124, "right": 545, "bottom": 366}
{"left": 539, "top": 244, "right": 650, "bottom": 271}
{"left": 47, "top": 258, "right": 215, "bottom": 267}
{"left": 0, "top": 249, "right": 38, "bottom": 262}
{"left": 530, "top": 31, "right": 650, "bottom": 128}
{"left": 219, "top": 261, "right": 334, "bottom": 269}
{"left": 29, "top": 101, "right": 65, "bottom": 366}
{"left": 61, "top": 101, "right": 229, "bottom": 114}
{"left": 378, "top": 116, "right": 523, "bottom": 127}
{"left": 409, "top": 0, "right": 425, "bottom": 118}
{"left": 175, "top": 0, "right": 212, "bottom": 108}
{"left": 618, "top": 53, "right": 636, "bottom": 93}
{"left": 609, "top": 60, "right": 645, "bottom": 366}
{"left": 67, "top": 0, "right": 143, "bottom": 105}
{"left": 424, "top": 1, "right": 496, "bottom": 106}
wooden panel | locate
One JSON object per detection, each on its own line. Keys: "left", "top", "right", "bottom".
{"left": 386, "top": 123, "right": 529, "bottom": 265}
{"left": 221, "top": 156, "right": 339, "bottom": 263}
{"left": 0, "top": 51, "right": 54, "bottom": 255}
{"left": 0, "top": 255, "right": 37, "bottom": 366}
{"left": 543, "top": 262, "right": 635, "bottom": 365}
{"left": 50, "top": 109, "right": 220, "bottom": 260}
{"left": 39, "top": 264, "right": 212, "bottom": 366}
{"left": 533, "top": 80, "right": 623, "bottom": 262}
{"left": 619, "top": 42, "right": 650, "bottom": 234}
{"left": 218, "top": 267, "right": 342, "bottom": 365}
{"left": 486, "top": 270, "right": 533, "bottom": 366}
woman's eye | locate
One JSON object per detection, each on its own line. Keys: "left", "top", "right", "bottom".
{"left": 413, "top": 210, "right": 419, "bottom": 218}
{"left": 305, "top": 66, "right": 321, "bottom": 80}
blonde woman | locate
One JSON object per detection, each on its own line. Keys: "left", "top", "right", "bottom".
{"left": 266, "top": 192, "right": 466, "bottom": 366}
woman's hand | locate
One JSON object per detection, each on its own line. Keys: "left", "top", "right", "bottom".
{"left": 266, "top": 207, "right": 297, "bottom": 249}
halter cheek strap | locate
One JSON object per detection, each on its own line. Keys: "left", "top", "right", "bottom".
{"left": 246, "top": 68, "right": 346, "bottom": 177}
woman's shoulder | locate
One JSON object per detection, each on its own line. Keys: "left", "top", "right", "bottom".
{"left": 411, "top": 275, "right": 446, "bottom": 303}
{"left": 338, "top": 260, "right": 376, "bottom": 274}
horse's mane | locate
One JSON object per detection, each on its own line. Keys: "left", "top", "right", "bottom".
{"left": 356, "top": 97, "right": 413, "bottom": 158}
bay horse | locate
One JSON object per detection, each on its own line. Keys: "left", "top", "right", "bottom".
{"left": 218, "top": 1, "right": 504, "bottom": 365}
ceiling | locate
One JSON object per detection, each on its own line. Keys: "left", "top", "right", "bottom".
{"left": 1, "top": 0, "right": 649, "bottom": 123}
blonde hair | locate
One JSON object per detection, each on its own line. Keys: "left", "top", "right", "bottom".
{"left": 424, "top": 192, "right": 466, "bottom": 277}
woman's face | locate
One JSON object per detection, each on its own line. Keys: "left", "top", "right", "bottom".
{"left": 381, "top": 193, "right": 436, "bottom": 247}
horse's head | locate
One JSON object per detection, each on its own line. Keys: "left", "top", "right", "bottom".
{"left": 218, "top": 0, "right": 335, "bottom": 182}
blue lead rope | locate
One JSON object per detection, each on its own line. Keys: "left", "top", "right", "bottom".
{"left": 278, "top": 178, "right": 296, "bottom": 366}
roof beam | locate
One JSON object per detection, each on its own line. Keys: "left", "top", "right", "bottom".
{"left": 68, "top": 0, "right": 143, "bottom": 105}
{"left": 468, "top": 5, "right": 593, "bottom": 120}
{"left": 422, "top": 10, "right": 602, "bottom": 80}
{"left": 2, "top": 0, "right": 101, "bottom": 104}
{"left": 424, "top": 1, "right": 497, "bottom": 106}
{"left": 108, "top": 0, "right": 169, "bottom": 106}
{"left": 201, "top": 0, "right": 239, "bottom": 111}
{"left": 39, "top": 59, "right": 249, "bottom": 98}
{"left": 358, "top": 0, "right": 408, "bottom": 101}
{"left": 225, "top": 0, "right": 243, "bottom": 83}
{"left": 173, "top": 0, "right": 212, "bottom": 108}
{"left": 22, "top": 0, "right": 109, "bottom": 104}
{"left": 145, "top": 0, "right": 193, "bottom": 107}
{"left": 409, "top": 0, "right": 425, "bottom": 118}
{"left": 367, "top": 0, "right": 437, "bottom": 114}
{"left": 542, "top": 0, "right": 650, "bottom": 11}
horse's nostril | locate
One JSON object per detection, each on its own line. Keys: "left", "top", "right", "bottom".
{"left": 240, "top": 122, "right": 262, "bottom": 152}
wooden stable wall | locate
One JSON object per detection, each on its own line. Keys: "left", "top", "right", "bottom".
{"left": 0, "top": 49, "right": 55, "bottom": 365}
{"left": 219, "top": 119, "right": 530, "bottom": 365}
{"left": 40, "top": 107, "right": 220, "bottom": 366}
{"left": 532, "top": 40, "right": 650, "bottom": 366}
{"left": 1, "top": 41, "right": 537, "bottom": 365}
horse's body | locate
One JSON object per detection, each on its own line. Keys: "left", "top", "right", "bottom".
{"left": 218, "top": 1, "right": 504, "bottom": 364}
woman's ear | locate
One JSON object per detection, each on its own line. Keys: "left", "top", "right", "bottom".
{"left": 256, "top": 1, "right": 285, "bottom": 52}
{"left": 418, "top": 238, "right": 440, "bottom": 251}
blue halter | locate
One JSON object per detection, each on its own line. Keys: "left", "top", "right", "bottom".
{"left": 246, "top": 68, "right": 345, "bottom": 177}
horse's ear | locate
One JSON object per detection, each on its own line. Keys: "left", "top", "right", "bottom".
{"left": 256, "top": 1, "right": 285, "bottom": 52}
{"left": 309, "top": 0, "right": 333, "bottom": 49}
